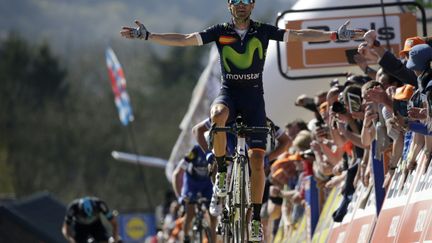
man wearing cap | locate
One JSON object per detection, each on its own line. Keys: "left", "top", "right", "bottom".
{"left": 405, "top": 44, "right": 432, "bottom": 128}
{"left": 359, "top": 32, "right": 424, "bottom": 87}
{"left": 405, "top": 44, "right": 432, "bottom": 91}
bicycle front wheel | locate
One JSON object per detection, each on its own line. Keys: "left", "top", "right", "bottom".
{"left": 239, "top": 155, "right": 247, "bottom": 243}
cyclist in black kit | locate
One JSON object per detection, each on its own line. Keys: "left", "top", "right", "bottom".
{"left": 120, "top": 0, "right": 364, "bottom": 240}
{"left": 62, "top": 196, "right": 120, "bottom": 243}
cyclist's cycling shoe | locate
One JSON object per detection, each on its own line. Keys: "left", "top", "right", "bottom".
{"left": 249, "top": 219, "right": 263, "bottom": 242}
{"left": 209, "top": 191, "right": 222, "bottom": 216}
{"left": 215, "top": 172, "right": 227, "bottom": 197}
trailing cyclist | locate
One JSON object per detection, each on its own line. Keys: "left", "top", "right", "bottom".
{"left": 62, "top": 196, "right": 120, "bottom": 243}
{"left": 172, "top": 145, "right": 217, "bottom": 243}
{"left": 121, "top": 0, "right": 364, "bottom": 239}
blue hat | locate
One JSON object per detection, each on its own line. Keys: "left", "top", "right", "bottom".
{"left": 406, "top": 44, "right": 432, "bottom": 71}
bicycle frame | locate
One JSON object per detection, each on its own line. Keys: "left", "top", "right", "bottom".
{"left": 207, "top": 116, "right": 273, "bottom": 243}
{"left": 192, "top": 196, "right": 212, "bottom": 243}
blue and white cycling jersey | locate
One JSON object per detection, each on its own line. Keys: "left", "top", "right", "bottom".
{"left": 179, "top": 145, "right": 213, "bottom": 204}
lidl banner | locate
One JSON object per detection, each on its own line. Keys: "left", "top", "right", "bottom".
{"left": 285, "top": 13, "right": 416, "bottom": 70}
{"left": 118, "top": 213, "right": 156, "bottom": 243}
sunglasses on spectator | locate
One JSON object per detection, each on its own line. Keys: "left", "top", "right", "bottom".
{"left": 229, "top": 0, "right": 255, "bottom": 5}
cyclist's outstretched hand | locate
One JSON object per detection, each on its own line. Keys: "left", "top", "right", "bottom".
{"left": 336, "top": 20, "right": 365, "bottom": 41}
{"left": 121, "top": 20, "right": 151, "bottom": 40}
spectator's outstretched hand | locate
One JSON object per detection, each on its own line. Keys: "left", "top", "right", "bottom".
{"left": 363, "top": 30, "right": 378, "bottom": 47}
{"left": 408, "top": 107, "right": 427, "bottom": 120}
{"left": 357, "top": 42, "right": 379, "bottom": 62}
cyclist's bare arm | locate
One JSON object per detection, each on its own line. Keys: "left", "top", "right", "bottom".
{"left": 120, "top": 20, "right": 200, "bottom": 46}
{"left": 109, "top": 217, "right": 120, "bottom": 242}
{"left": 287, "top": 29, "right": 335, "bottom": 42}
{"left": 287, "top": 20, "right": 364, "bottom": 42}
{"left": 268, "top": 133, "right": 291, "bottom": 161}
{"left": 172, "top": 163, "right": 185, "bottom": 198}
{"left": 61, "top": 222, "right": 76, "bottom": 243}
{"left": 148, "top": 33, "right": 200, "bottom": 46}
{"left": 192, "top": 120, "right": 211, "bottom": 153}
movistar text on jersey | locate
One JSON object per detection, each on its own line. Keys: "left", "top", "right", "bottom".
{"left": 225, "top": 73, "right": 261, "bottom": 80}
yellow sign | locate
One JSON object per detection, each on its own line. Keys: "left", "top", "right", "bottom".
{"left": 126, "top": 217, "right": 147, "bottom": 240}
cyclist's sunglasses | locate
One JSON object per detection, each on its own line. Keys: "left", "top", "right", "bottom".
{"left": 229, "top": 0, "right": 255, "bottom": 5}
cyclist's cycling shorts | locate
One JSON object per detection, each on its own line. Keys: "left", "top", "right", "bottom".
{"left": 180, "top": 176, "right": 213, "bottom": 208}
{"left": 212, "top": 85, "right": 267, "bottom": 149}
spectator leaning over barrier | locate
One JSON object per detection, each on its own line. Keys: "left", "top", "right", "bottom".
{"left": 310, "top": 101, "right": 335, "bottom": 178}
{"left": 361, "top": 80, "right": 399, "bottom": 188}
{"left": 405, "top": 44, "right": 432, "bottom": 172}
{"left": 322, "top": 87, "right": 348, "bottom": 189}
{"left": 353, "top": 51, "right": 377, "bottom": 80}
{"left": 360, "top": 31, "right": 424, "bottom": 87}
{"left": 391, "top": 84, "right": 417, "bottom": 184}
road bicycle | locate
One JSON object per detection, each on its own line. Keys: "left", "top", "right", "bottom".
{"left": 191, "top": 194, "right": 213, "bottom": 243}
{"left": 208, "top": 116, "right": 274, "bottom": 243}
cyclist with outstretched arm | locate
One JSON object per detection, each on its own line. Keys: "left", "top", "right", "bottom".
{"left": 121, "top": 0, "right": 363, "bottom": 240}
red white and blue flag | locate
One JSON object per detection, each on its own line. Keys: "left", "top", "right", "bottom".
{"left": 105, "top": 47, "right": 134, "bottom": 126}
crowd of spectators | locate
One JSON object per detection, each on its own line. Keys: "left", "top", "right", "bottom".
{"left": 261, "top": 31, "right": 432, "bottom": 241}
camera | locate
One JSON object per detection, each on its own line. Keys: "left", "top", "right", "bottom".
{"left": 393, "top": 100, "right": 408, "bottom": 117}
{"left": 331, "top": 92, "right": 347, "bottom": 114}
{"left": 300, "top": 149, "right": 315, "bottom": 160}
{"left": 332, "top": 101, "right": 347, "bottom": 114}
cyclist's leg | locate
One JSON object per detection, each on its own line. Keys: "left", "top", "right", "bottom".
{"left": 210, "top": 94, "right": 235, "bottom": 196}
{"left": 240, "top": 89, "right": 267, "bottom": 241}
{"left": 183, "top": 201, "right": 196, "bottom": 242}
{"left": 210, "top": 103, "right": 229, "bottom": 159}
{"left": 249, "top": 148, "right": 266, "bottom": 216}
{"left": 241, "top": 95, "right": 266, "bottom": 221}
{"left": 180, "top": 177, "right": 199, "bottom": 242}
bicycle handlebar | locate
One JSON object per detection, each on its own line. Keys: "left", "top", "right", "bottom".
{"left": 207, "top": 123, "right": 274, "bottom": 151}
{"left": 211, "top": 126, "right": 270, "bottom": 135}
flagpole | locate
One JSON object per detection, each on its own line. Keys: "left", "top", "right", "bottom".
{"left": 127, "top": 122, "right": 154, "bottom": 210}
{"left": 105, "top": 47, "right": 154, "bottom": 211}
